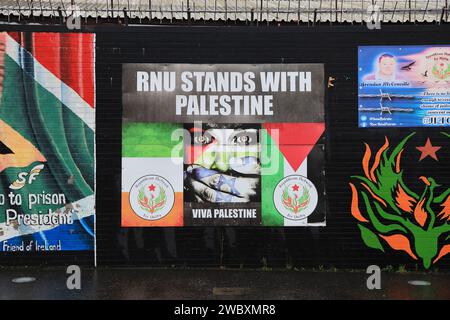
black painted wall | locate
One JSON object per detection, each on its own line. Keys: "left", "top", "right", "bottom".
{"left": 96, "top": 24, "right": 450, "bottom": 270}
{"left": 1, "top": 23, "right": 449, "bottom": 269}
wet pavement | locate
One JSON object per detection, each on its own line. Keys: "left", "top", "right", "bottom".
{"left": 1, "top": 267, "right": 449, "bottom": 300}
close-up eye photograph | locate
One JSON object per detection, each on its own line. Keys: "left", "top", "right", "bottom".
{"left": 183, "top": 123, "right": 261, "bottom": 206}
{"left": 0, "top": 0, "right": 448, "bottom": 316}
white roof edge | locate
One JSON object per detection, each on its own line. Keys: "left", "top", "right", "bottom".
{"left": 0, "top": 0, "right": 448, "bottom": 23}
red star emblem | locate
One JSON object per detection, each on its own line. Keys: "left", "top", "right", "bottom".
{"left": 148, "top": 184, "right": 156, "bottom": 192}
{"left": 292, "top": 184, "right": 299, "bottom": 192}
{"left": 416, "top": 138, "right": 441, "bottom": 161}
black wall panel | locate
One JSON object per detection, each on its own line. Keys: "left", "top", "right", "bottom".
{"left": 96, "top": 24, "right": 450, "bottom": 270}
{"left": 0, "top": 23, "right": 449, "bottom": 269}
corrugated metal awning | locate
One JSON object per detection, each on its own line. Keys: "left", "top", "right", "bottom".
{"left": 0, "top": 0, "right": 448, "bottom": 23}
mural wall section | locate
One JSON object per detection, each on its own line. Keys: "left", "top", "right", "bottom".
{"left": 0, "top": 31, "right": 95, "bottom": 265}
{"left": 0, "top": 25, "right": 448, "bottom": 269}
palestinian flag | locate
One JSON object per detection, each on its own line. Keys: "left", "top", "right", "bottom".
{"left": 0, "top": 32, "right": 95, "bottom": 251}
{"left": 261, "top": 123, "right": 325, "bottom": 226}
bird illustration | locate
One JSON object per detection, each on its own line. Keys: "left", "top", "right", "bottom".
{"left": 394, "top": 176, "right": 440, "bottom": 228}
{"left": 401, "top": 61, "right": 416, "bottom": 71}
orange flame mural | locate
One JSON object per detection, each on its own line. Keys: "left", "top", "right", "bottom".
{"left": 350, "top": 132, "right": 450, "bottom": 269}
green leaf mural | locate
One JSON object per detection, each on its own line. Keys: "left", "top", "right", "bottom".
{"left": 358, "top": 224, "right": 385, "bottom": 252}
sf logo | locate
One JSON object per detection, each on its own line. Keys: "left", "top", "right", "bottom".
{"left": 0, "top": 119, "right": 46, "bottom": 187}
{"left": 9, "top": 164, "right": 45, "bottom": 190}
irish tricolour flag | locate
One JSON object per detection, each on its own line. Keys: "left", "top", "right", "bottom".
{"left": 122, "top": 123, "right": 184, "bottom": 227}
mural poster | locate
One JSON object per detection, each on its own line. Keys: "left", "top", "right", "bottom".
{"left": 350, "top": 132, "right": 450, "bottom": 269}
{"left": 122, "top": 64, "right": 325, "bottom": 226}
{"left": 358, "top": 45, "right": 450, "bottom": 128}
{"left": 0, "top": 32, "right": 96, "bottom": 252}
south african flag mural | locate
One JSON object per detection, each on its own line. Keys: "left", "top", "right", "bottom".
{"left": 121, "top": 63, "right": 325, "bottom": 227}
{"left": 0, "top": 32, "right": 95, "bottom": 252}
